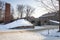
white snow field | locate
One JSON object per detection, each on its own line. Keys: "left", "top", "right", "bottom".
{"left": 0, "top": 28, "right": 60, "bottom": 40}
{"left": 0, "top": 31, "right": 46, "bottom": 40}
{"left": 36, "top": 29, "right": 60, "bottom": 40}
{"left": 0, "top": 19, "right": 60, "bottom": 40}
{"left": 0, "top": 25, "right": 60, "bottom": 40}
{"left": 0, "top": 19, "right": 33, "bottom": 30}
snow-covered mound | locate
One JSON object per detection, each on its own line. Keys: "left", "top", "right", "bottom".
{"left": 49, "top": 20, "right": 59, "bottom": 24}
{"left": 0, "top": 19, "right": 33, "bottom": 29}
{"left": 0, "top": 25, "right": 6, "bottom": 30}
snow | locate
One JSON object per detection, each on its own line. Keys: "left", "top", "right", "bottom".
{"left": 0, "top": 25, "right": 60, "bottom": 40}
{"left": 0, "top": 25, "right": 6, "bottom": 30}
{"left": 49, "top": 20, "right": 59, "bottom": 24}
{"left": 0, "top": 31, "right": 46, "bottom": 40}
{"left": 34, "top": 26, "right": 45, "bottom": 29}
{"left": 5, "top": 19, "right": 33, "bottom": 28}
{"left": 0, "top": 19, "right": 33, "bottom": 29}
{"left": 0, "top": 28, "right": 60, "bottom": 40}
{"left": 36, "top": 29, "right": 60, "bottom": 37}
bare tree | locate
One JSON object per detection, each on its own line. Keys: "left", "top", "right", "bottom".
{"left": 11, "top": 7, "right": 14, "bottom": 20}
{"left": 25, "top": 5, "right": 35, "bottom": 19}
{"left": 35, "top": 0, "right": 59, "bottom": 12}
{"left": 17, "top": 5, "right": 24, "bottom": 18}
{"left": 35, "top": 0, "right": 60, "bottom": 31}
{"left": 0, "top": 1, "right": 4, "bottom": 20}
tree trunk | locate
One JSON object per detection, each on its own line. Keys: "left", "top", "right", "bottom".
{"left": 58, "top": 0, "right": 60, "bottom": 32}
{"left": 26, "top": 12, "right": 29, "bottom": 20}
{"left": 21, "top": 12, "right": 23, "bottom": 19}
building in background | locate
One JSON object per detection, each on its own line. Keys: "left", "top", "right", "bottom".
{"left": 39, "top": 11, "right": 59, "bottom": 25}
{"left": 0, "top": 1, "right": 14, "bottom": 24}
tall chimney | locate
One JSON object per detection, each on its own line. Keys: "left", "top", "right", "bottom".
{"left": 4, "top": 3, "right": 11, "bottom": 23}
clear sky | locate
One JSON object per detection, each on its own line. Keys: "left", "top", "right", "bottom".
{"left": 1, "top": 0, "right": 58, "bottom": 18}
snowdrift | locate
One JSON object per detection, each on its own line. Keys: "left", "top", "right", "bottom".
{"left": 0, "top": 19, "right": 33, "bottom": 29}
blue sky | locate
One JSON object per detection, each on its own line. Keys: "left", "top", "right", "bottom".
{"left": 2, "top": 0, "right": 38, "bottom": 8}
{"left": 1, "top": 0, "right": 51, "bottom": 18}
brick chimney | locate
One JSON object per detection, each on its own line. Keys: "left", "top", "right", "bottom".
{"left": 4, "top": 3, "right": 11, "bottom": 23}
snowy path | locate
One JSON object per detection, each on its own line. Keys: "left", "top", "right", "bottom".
{"left": 0, "top": 30, "right": 60, "bottom": 40}
{"left": 0, "top": 25, "right": 60, "bottom": 40}
{"left": 0, "top": 31, "right": 45, "bottom": 40}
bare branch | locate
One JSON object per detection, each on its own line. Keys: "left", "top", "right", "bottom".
{"left": 51, "top": 0, "right": 57, "bottom": 11}
{"left": 25, "top": 5, "right": 35, "bottom": 17}
{"left": 17, "top": 5, "right": 24, "bottom": 18}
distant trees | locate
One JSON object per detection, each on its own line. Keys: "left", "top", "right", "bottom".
{"left": 17, "top": 5, "right": 24, "bottom": 18}
{"left": 17, "top": 5, "right": 35, "bottom": 19}
{"left": 25, "top": 5, "right": 35, "bottom": 19}
{"left": 0, "top": 1, "right": 4, "bottom": 20}
{"left": 10, "top": 7, "right": 14, "bottom": 21}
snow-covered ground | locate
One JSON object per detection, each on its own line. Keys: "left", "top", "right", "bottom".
{"left": 0, "top": 19, "right": 59, "bottom": 30}
{"left": 0, "top": 19, "right": 60, "bottom": 40}
{"left": 0, "top": 28, "right": 60, "bottom": 40}
{"left": 37, "top": 29, "right": 60, "bottom": 37}
{"left": 49, "top": 20, "right": 59, "bottom": 24}
{"left": 36, "top": 29, "right": 60, "bottom": 40}
{"left": 0, "top": 25, "right": 58, "bottom": 32}
{"left": 0, "top": 31, "right": 45, "bottom": 40}
{"left": 0, "top": 25, "right": 60, "bottom": 40}
{"left": 0, "top": 19, "right": 33, "bottom": 30}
